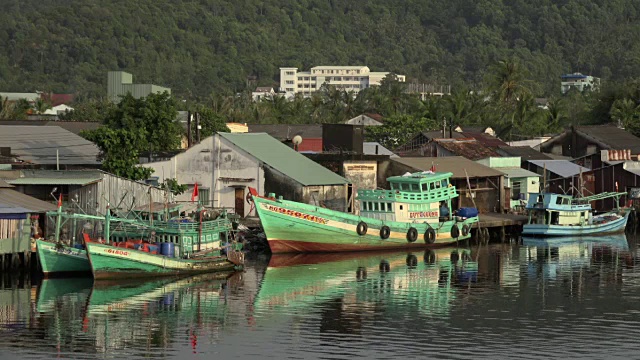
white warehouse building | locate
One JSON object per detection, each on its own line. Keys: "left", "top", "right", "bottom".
{"left": 280, "top": 66, "right": 405, "bottom": 98}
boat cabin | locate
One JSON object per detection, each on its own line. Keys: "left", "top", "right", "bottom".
{"left": 357, "top": 171, "right": 458, "bottom": 223}
{"left": 525, "top": 193, "right": 592, "bottom": 226}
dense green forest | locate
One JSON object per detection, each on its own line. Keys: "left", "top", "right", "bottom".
{"left": 1, "top": 0, "right": 640, "bottom": 98}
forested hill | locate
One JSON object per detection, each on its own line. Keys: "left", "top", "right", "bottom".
{"left": 1, "top": 0, "right": 639, "bottom": 99}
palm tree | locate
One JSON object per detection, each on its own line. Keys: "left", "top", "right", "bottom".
{"left": 487, "top": 58, "right": 533, "bottom": 105}
{"left": 33, "top": 98, "right": 52, "bottom": 114}
{"left": 610, "top": 98, "right": 640, "bottom": 128}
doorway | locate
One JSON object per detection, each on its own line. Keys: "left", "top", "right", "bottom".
{"left": 234, "top": 187, "right": 245, "bottom": 217}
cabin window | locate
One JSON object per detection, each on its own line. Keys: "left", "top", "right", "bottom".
{"left": 429, "top": 183, "right": 435, "bottom": 190}
{"left": 421, "top": 183, "right": 428, "bottom": 192}
{"left": 362, "top": 202, "right": 367, "bottom": 211}
{"left": 390, "top": 183, "right": 396, "bottom": 190}
{"left": 400, "top": 205, "right": 403, "bottom": 210}
{"left": 374, "top": 203, "right": 379, "bottom": 211}
{"left": 387, "top": 203, "right": 392, "bottom": 212}
{"left": 441, "top": 180, "right": 448, "bottom": 187}
{"left": 412, "top": 184, "right": 420, "bottom": 192}
{"left": 556, "top": 197, "right": 563, "bottom": 205}
{"left": 563, "top": 198, "right": 569, "bottom": 205}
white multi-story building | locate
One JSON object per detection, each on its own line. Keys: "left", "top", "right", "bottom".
{"left": 279, "top": 66, "right": 405, "bottom": 98}
{"left": 561, "top": 73, "right": 600, "bottom": 94}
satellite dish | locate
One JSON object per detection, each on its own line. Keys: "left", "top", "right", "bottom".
{"left": 292, "top": 135, "right": 303, "bottom": 145}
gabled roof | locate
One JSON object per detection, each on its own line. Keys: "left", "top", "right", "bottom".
{"left": 434, "top": 139, "right": 500, "bottom": 161}
{"left": 363, "top": 142, "right": 397, "bottom": 157}
{"left": 0, "top": 125, "right": 100, "bottom": 165}
{"left": 527, "top": 160, "right": 589, "bottom": 178}
{"left": 393, "top": 156, "right": 504, "bottom": 179}
{"left": 247, "top": 124, "right": 322, "bottom": 141}
{"left": 497, "top": 146, "right": 552, "bottom": 161}
{"left": 575, "top": 125, "right": 640, "bottom": 154}
{"left": 499, "top": 167, "right": 541, "bottom": 178}
{"left": 219, "top": 132, "right": 349, "bottom": 186}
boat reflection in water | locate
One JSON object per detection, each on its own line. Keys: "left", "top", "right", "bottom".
{"left": 521, "top": 234, "right": 633, "bottom": 280}
{"left": 255, "top": 247, "right": 478, "bottom": 322}
{"left": 33, "top": 272, "right": 244, "bottom": 356}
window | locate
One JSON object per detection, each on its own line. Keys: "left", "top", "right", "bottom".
{"left": 199, "top": 187, "right": 210, "bottom": 206}
{"left": 430, "top": 183, "right": 435, "bottom": 190}
{"left": 387, "top": 203, "right": 392, "bottom": 212}
{"left": 374, "top": 203, "right": 379, "bottom": 211}
{"left": 286, "top": 71, "right": 295, "bottom": 76}
{"left": 304, "top": 77, "right": 309, "bottom": 81}
{"left": 311, "top": 77, "right": 316, "bottom": 80}
{"left": 285, "top": 80, "right": 294, "bottom": 84}
{"left": 421, "top": 183, "right": 428, "bottom": 191}
{"left": 400, "top": 205, "right": 404, "bottom": 210}
{"left": 286, "top": 88, "right": 294, "bottom": 91}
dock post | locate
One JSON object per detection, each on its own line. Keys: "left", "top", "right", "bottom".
{"left": 500, "top": 226, "right": 506, "bottom": 243}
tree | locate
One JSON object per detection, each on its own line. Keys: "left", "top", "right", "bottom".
{"left": 196, "top": 107, "right": 230, "bottom": 138}
{"left": 81, "top": 127, "right": 154, "bottom": 181}
{"left": 58, "top": 98, "right": 115, "bottom": 122}
{"left": 366, "top": 114, "right": 436, "bottom": 149}
{"left": 160, "top": 178, "right": 188, "bottom": 195}
{"left": 33, "top": 98, "right": 52, "bottom": 114}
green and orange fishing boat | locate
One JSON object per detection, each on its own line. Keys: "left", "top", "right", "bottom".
{"left": 249, "top": 170, "right": 480, "bottom": 253}
{"left": 37, "top": 202, "right": 244, "bottom": 279}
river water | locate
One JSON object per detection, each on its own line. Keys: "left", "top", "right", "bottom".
{"left": 1, "top": 234, "right": 639, "bottom": 359}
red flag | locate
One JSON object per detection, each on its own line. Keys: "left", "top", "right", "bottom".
{"left": 191, "top": 182, "right": 199, "bottom": 202}
{"left": 57, "top": 193, "right": 62, "bottom": 208}
{"left": 430, "top": 164, "right": 436, "bottom": 172}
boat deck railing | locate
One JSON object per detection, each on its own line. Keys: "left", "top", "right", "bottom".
{"left": 111, "top": 218, "right": 232, "bottom": 234}
{"left": 358, "top": 187, "right": 457, "bottom": 202}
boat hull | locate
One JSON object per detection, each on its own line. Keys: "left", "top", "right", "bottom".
{"left": 36, "top": 239, "right": 91, "bottom": 276}
{"left": 253, "top": 197, "right": 478, "bottom": 253}
{"left": 522, "top": 210, "right": 630, "bottom": 236}
{"left": 85, "top": 242, "right": 239, "bottom": 280}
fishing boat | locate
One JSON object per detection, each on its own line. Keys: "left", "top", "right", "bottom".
{"left": 37, "top": 201, "right": 244, "bottom": 278}
{"left": 249, "top": 171, "right": 479, "bottom": 253}
{"left": 521, "top": 192, "right": 631, "bottom": 236}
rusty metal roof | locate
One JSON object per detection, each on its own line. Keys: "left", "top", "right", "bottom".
{"left": 460, "top": 132, "right": 508, "bottom": 147}
{"left": 434, "top": 139, "right": 500, "bottom": 161}
{"left": 393, "top": 156, "right": 504, "bottom": 179}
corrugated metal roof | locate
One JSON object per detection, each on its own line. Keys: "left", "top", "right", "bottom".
{"left": 576, "top": 125, "right": 640, "bottom": 154}
{"left": 497, "top": 167, "right": 541, "bottom": 178}
{"left": 392, "top": 156, "right": 504, "bottom": 179}
{"left": 527, "top": 160, "right": 589, "bottom": 178}
{"left": 0, "top": 125, "right": 100, "bottom": 165}
{"left": 8, "top": 177, "right": 101, "bottom": 186}
{"left": 434, "top": 139, "right": 500, "bottom": 160}
{"left": 0, "top": 179, "right": 13, "bottom": 188}
{"left": 496, "top": 146, "right": 552, "bottom": 160}
{"left": 219, "top": 133, "right": 349, "bottom": 186}
{"left": 0, "top": 189, "right": 57, "bottom": 213}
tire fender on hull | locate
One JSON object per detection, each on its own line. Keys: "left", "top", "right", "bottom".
{"left": 356, "top": 221, "right": 368, "bottom": 236}
{"left": 406, "top": 227, "right": 418, "bottom": 243}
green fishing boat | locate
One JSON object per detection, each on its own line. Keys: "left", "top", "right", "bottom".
{"left": 37, "top": 201, "right": 244, "bottom": 278}
{"left": 250, "top": 170, "right": 479, "bottom": 253}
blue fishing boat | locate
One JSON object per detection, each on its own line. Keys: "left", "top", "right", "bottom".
{"left": 522, "top": 192, "right": 631, "bottom": 236}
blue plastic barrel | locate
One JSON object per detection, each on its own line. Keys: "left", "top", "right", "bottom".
{"left": 147, "top": 245, "right": 159, "bottom": 253}
{"left": 73, "top": 244, "right": 84, "bottom": 250}
{"left": 457, "top": 207, "right": 479, "bottom": 218}
{"left": 160, "top": 242, "right": 175, "bottom": 257}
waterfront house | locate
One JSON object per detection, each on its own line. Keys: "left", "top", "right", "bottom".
{"left": 524, "top": 160, "right": 590, "bottom": 195}
{"left": 0, "top": 179, "right": 56, "bottom": 256}
{"left": 389, "top": 156, "right": 506, "bottom": 213}
{"left": 476, "top": 157, "right": 541, "bottom": 210}
{"left": 145, "top": 132, "right": 350, "bottom": 217}
{"left": 1, "top": 169, "right": 166, "bottom": 217}
{"left": 538, "top": 125, "right": 640, "bottom": 165}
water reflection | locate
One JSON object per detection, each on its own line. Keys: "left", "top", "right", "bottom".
{"left": 0, "top": 234, "right": 640, "bottom": 358}
{"left": 256, "top": 247, "right": 478, "bottom": 325}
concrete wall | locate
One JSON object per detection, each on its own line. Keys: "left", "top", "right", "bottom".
{"left": 146, "top": 135, "right": 265, "bottom": 217}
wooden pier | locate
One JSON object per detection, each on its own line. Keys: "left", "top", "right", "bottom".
{"left": 473, "top": 212, "right": 527, "bottom": 243}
